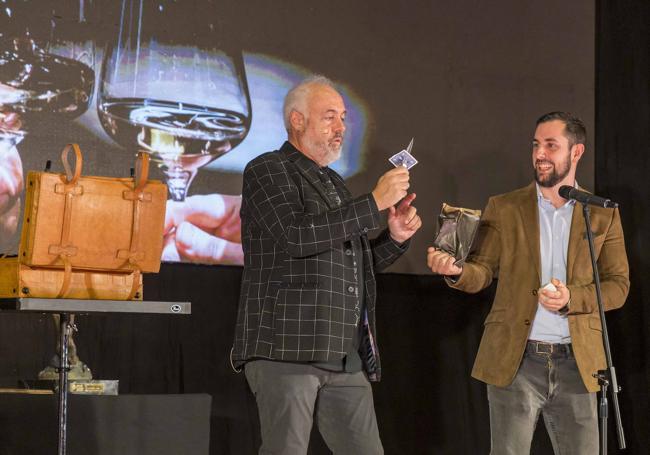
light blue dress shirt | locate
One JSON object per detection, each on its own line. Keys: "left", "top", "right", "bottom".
{"left": 528, "top": 184, "right": 575, "bottom": 343}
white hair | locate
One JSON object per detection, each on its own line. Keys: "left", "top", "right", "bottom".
{"left": 282, "top": 75, "right": 336, "bottom": 132}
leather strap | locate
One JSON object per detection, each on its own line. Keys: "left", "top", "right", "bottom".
{"left": 56, "top": 258, "right": 73, "bottom": 298}
{"left": 123, "top": 152, "right": 151, "bottom": 198}
{"left": 51, "top": 144, "right": 85, "bottom": 297}
{"left": 116, "top": 192, "right": 146, "bottom": 262}
{"left": 127, "top": 268, "right": 141, "bottom": 300}
{"left": 119, "top": 152, "right": 151, "bottom": 299}
{"left": 134, "top": 151, "right": 150, "bottom": 192}
{"left": 61, "top": 143, "right": 83, "bottom": 185}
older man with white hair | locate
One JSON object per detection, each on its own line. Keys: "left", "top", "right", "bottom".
{"left": 231, "top": 75, "right": 421, "bottom": 454}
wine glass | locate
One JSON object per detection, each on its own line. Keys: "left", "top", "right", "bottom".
{"left": 97, "top": 0, "right": 251, "bottom": 201}
{"left": 0, "top": 1, "right": 95, "bottom": 140}
{"left": 0, "top": 0, "right": 95, "bottom": 249}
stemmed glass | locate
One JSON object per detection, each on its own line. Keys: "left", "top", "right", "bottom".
{"left": 0, "top": 0, "right": 95, "bottom": 249}
{"left": 97, "top": 0, "right": 251, "bottom": 201}
{"left": 0, "top": 1, "right": 94, "bottom": 143}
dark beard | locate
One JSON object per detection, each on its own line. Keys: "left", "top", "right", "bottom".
{"left": 534, "top": 158, "right": 571, "bottom": 188}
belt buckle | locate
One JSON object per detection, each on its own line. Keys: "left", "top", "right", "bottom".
{"left": 534, "top": 341, "right": 554, "bottom": 356}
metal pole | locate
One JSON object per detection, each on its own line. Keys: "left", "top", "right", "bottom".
{"left": 58, "top": 313, "right": 71, "bottom": 455}
{"left": 583, "top": 204, "right": 626, "bottom": 454}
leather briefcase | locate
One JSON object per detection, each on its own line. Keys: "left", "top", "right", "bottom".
{"left": 4, "top": 143, "right": 166, "bottom": 299}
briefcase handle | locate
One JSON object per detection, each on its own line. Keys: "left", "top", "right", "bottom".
{"left": 60, "top": 143, "right": 83, "bottom": 185}
{"left": 134, "top": 151, "right": 151, "bottom": 192}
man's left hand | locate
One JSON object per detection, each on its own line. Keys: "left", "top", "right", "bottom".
{"left": 538, "top": 278, "right": 571, "bottom": 312}
{"left": 388, "top": 193, "right": 422, "bottom": 244}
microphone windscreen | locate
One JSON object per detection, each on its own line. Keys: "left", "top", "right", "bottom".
{"left": 558, "top": 185, "right": 574, "bottom": 199}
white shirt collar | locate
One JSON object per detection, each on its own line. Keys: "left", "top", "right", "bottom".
{"left": 535, "top": 181, "right": 578, "bottom": 208}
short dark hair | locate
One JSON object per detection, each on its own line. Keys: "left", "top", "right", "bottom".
{"left": 535, "top": 111, "right": 586, "bottom": 148}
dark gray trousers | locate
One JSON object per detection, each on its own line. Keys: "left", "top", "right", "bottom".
{"left": 487, "top": 343, "right": 598, "bottom": 455}
{"left": 245, "top": 360, "right": 383, "bottom": 455}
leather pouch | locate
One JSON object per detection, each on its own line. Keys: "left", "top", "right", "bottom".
{"left": 432, "top": 203, "right": 481, "bottom": 266}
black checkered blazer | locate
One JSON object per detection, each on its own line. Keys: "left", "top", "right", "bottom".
{"left": 232, "top": 142, "right": 408, "bottom": 380}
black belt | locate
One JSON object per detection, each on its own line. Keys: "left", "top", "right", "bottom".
{"left": 526, "top": 340, "right": 573, "bottom": 358}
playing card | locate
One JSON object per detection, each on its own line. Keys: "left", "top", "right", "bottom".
{"left": 389, "top": 149, "right": 418, "bottom": 169}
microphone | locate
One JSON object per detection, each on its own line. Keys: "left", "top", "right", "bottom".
{"left": 558, "top": 185, "right": 619, "bottom": 208}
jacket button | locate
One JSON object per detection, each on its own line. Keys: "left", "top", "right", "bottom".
{"left": 363, "top": 227, "right": 369, "bottom": 233}
{"left": 524, "top": 319, "right": 531, "bottom": 326}
{"left": 345, "top": 249, "right": 352, "bottom": 256}
{"left": 347, "top": 286, "right": 355, "bottom": 293}
{"left": 532, "top": 289, "right": 538, "bottom": 296}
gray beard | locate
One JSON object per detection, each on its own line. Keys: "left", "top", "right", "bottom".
{"left": 304, "top": 138, "right": 342, "bottom": 166}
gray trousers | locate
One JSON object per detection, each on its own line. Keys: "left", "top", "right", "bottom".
{"left": 245, "top": 360, "right": 383, "bottom": 455}
{"left": 487, "top": 343, "right": 598, "bottom": 455}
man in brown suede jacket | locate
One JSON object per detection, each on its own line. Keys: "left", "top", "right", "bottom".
{"left": 427, "top": 112, "right": 629, "bottom": 454}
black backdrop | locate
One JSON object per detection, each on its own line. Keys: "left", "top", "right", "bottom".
{"left": 1, "top": 0, "right": 648, "bottom": 453}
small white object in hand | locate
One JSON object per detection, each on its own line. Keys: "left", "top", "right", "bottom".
{"left": 542, "top": 282, "right": 557, "bottom": 292}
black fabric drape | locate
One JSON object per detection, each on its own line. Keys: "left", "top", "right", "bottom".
{"left": 595, "top": 0, "right": 650, "bottom": 452}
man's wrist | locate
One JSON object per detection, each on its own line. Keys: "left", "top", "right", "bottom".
{"left": 558, "top": 297, "right": 571, "bottom": 315}
{"left": 371, "top": 190, "right": 386, "bottom": 211}
{"left": 389, "top": 232, "right": 408, "bottom": 245}
{"left": 444, "top": 270, "right": 463, "bottom": 285}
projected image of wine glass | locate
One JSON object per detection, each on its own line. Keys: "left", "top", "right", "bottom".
{"left": 0, "top": 1, "right": 94, "bottom": 250}
{"left": 0, "top": 2, "right": 94, "bottom": 143}
{"left": 98, "top": 0, "right": 251, "bottom": 202}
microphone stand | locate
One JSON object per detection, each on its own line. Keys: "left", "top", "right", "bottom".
{"left": 581, "top": 203, "right": 625, "bottom": 454}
